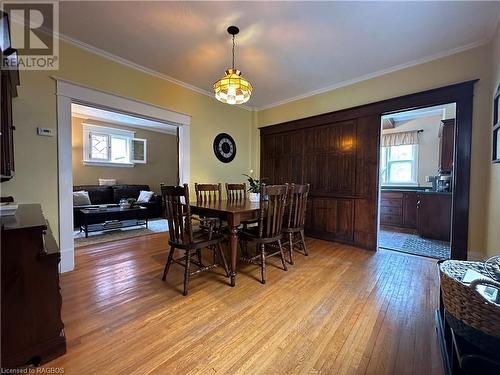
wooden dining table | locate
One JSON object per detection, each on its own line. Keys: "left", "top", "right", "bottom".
{"left": 190, "top": 199, "right": 260, "bottom": 287}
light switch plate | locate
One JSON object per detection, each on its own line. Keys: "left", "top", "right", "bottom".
{"left": 37, "top": 127, "right": 55, "bottom": 137}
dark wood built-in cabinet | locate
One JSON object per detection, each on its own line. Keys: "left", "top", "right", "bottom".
{"left": 261, "top": 115, "right": 378, "bottom": 249}
{"left": 439, "top": 119, "right": 455, "bottom": 174}
{"left": 0, "top": 48, "right": 19, "bottom": 182}
{"left": 261, "top": 81, "right": 474, "bottom": 258}
{"left": 1, "top": 204, "right": 66, "bottom": 368}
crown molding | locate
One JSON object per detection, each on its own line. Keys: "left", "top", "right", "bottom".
{"left": 256, "top": 38, "right": 491, "bottom": 111}
{"left": 56, "top": 33, "right": 255, "bottom": 111}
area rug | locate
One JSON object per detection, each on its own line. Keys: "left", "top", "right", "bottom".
{"left": 379, "top": 228, "right": 450, "bottom": 260}
{"left": 74, "top": 218, "right": 168, "bottom": 247}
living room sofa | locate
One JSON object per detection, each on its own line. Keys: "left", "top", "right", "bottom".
{"left": 73, "top": 184, "right": 163, "bottom": 228}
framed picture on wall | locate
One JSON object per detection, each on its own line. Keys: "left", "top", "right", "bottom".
{"left": 493, "top": 84, "right": 500, "bottom": 163}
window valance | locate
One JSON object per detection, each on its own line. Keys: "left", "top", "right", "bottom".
{"left": 382, "top": 130, "right": 420, "bottom": 147}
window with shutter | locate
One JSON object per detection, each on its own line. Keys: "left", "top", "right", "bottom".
{"left": 82, "top": 124, "right": 147, "bottom": 167}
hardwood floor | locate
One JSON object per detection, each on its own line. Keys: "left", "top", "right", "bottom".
{"left": 46, "top": 233, "right": 443, "bottom": 374}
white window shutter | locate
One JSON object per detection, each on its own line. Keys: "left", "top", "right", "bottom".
{"left": 131, "top": 138, "right": 147, "bottom": 164}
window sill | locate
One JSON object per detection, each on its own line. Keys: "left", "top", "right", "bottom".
{"left": 83, "top": 161, "right": 135, "bottom": 168}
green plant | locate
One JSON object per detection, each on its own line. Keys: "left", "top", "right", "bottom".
{"left": 127, "top": 198, "right": 137, "bottom": 206}
{"left": 242, "top": 174, "right": 261, "bottom": 193}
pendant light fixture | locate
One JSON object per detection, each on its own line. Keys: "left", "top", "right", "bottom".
{"left": 213, "top": 26, "right": 253, "bottom": 105}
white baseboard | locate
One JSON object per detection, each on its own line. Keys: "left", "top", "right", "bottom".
{"left": 59, "top": 247, "right": 75, "bottom": 273}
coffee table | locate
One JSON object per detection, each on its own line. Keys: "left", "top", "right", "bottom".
{"left": 79, "top": 206, "right": 148, "bottom": 238}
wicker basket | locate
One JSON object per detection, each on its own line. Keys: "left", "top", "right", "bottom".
{"left": 439, "top": 260, "right": 500, "bottom": 339}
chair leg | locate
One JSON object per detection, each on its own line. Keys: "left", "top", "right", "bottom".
{"left": 288, "top": 232, "right": 294, "bottom": 265}
{"left": 278, "top": 239, "right": 288, "bottom": 271}
{"left": 183, "top": 249, "right": 191, "bottom": 296}
{"left": 162, "top": 246, "right": 175, "bottom": 281}
{"left": 239, "top": 239, "right": 247, "bottom": 259}
{"left": 197, "top": 249, "right": 204, "bottom": 267}
{"left": 300, "top": 229, "right": 308, "bottom": 256}
{"left": 260, "top": 243, "right": 266, "bottom": 284}
{"left": 217, "top": 243, "right": 230, "bottom": 278}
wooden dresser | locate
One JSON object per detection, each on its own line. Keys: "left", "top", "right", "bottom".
{"left": 1, "top": 204, "right": 66, "bottom": 368}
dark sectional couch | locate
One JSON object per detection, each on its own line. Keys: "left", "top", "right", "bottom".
{"left": 73, "top": 184, "right": 163, "bottom": 228}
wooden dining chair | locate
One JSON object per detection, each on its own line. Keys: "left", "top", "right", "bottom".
{"left": 225, "top": 183, "right": 246, "bottom": 201}
{"left": 239, "top": 183, "right": 289, "bottom": 284}
{"left": 283, "top": 183, "right": 310, "bottom": 264}
{"left": 194, "top": 183, "right": 222, "bottom": 203}
{"left": 160, "top": 184, "right": 230, "bottom": 296}
{"left": 194, "top": 183, "right": 224, "bottom": 230}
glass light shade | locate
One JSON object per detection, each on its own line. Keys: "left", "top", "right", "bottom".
{"left": 213, "top": 69, "right": 252, "bottom": 105}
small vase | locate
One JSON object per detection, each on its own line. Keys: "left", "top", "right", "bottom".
{"left": 249, "top": 192, "right": 260, "bottom": 202}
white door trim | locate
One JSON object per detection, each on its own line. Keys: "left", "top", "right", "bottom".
{"left": 55, "top": 78, "right": 191, "bottom": 273}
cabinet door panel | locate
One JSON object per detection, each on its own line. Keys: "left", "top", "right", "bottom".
{"left": 402, "top": 192, "right": 417, "bottom": 228}
{"left": 306, "top": 198, "right": 354, "bottom": 242}
{"left": 417, "top": 194, "right": 451, "bottom": 241}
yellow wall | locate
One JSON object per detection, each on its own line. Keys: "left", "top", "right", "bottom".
{"left": 486, "top": 24, "right": 500, "bottom": 259}
{"left": 71, "top": 117, "right": 178, "bottom": 192}
{"left": 1, "top": 40, "right": 253, "bottom": 240}
{"left": 3, "top": 34, "right": 498, "bottom": 259}
{"left": 253, "top": 44, "right": 492, "bottom": 257}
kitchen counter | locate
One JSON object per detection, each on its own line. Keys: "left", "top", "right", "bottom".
{"left": 381, "top": 187, "right": 451, "bottom": 195}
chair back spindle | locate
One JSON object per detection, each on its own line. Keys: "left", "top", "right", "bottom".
{"left": 226, "top": 183, "right": 247, "bottom": 201}
{"left": 258, "top": 184, "right": 289, "bottom": 239}
{"left": 286, "top": 184, "right": 310, "bottom": 230}
{"left": 194, "top": 183, "right": 222, "bottom": 204}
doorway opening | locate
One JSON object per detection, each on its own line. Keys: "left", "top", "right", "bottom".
{"left": 378, "top": 103, "right": 456, "bottom": 260}
{"left": 56, "top": 78, "right": 191, "bottom": 272}
{"left": 70, "top": 103, "right": 178, "bottom": 248}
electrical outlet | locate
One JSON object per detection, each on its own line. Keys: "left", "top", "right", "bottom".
{"left": 37, "top": 127, "right": 55, "bottom": 137}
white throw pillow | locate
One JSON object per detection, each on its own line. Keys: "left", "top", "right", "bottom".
{"left": 73, "top": 191, "right": 91, "bottom": 206}
{"left": 137, "top": 190, "right": 154, "bottom": 203}
{"left": 99, "top": 178, "right": 116, "bottom": 186}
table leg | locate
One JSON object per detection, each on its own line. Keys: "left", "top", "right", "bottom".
{"left": 85, "top": 224, "right": 89, "bottom": 238}
{"left": 229, "top": 225, "right": 238, "bottom": 287}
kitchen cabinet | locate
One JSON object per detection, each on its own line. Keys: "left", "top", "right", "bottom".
{"left": 416, "top": 193, "right": 451, "bottom": 241}
{"left": 380, "top": 191, "right": 417, "bottom": 228}
{"left": 402, "top": 192, "right": 418, "bottom": 227}
{"left": 439, "top": 119, "right": 455, "bottom": 174}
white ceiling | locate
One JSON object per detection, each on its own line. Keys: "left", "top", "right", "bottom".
{"left": 59, "top": 1, "right": 500, "bottom": 109}
{"left": 71, "top": 103, "right": 178, "bottom": 135}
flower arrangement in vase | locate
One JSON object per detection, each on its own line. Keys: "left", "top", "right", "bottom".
{"left": 242, "top": 173, "right": 262, "bottom": 202}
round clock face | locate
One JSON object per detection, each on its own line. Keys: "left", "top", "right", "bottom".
{"left": 213, "top": 133, "right": 236, "bottom": 163}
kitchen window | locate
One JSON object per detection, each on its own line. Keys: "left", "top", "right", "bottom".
{"left": 380, "top": 144, "right": 418, "bottom": 185}
{"left": 83, "top": 124, "right": 147, "bottom": 167}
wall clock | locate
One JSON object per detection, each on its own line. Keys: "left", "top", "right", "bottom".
{"left": 213, "top": 133, "right": 236, "bottom": 163}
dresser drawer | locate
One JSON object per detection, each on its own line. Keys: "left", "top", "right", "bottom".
{"left": 381, "top": 206, "right": 402, "bottom": 215}
{"left": 380, "top": 213, "right": 403, "bottom": 226}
